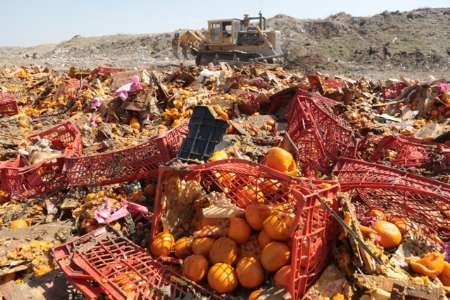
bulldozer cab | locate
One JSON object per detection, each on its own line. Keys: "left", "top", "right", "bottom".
{"left": 196, "top": 13, "right": 283, "bottom": 65}
{"left": 207, "top": 13, "right": 268, "bottom": 47}
{"left": 208, "top": 19, "right": 241, "bottom": 46}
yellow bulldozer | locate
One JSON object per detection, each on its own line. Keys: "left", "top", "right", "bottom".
{"left": 178, "top": 13, "right": 284, "bottom": 65}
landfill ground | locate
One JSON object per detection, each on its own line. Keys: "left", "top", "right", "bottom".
{"left": 0, "top": 62, "right": 448, "bottom": 300}
{"left": 0, "top": 8, "right": 450, "bottom": 300}
{"left": 1, "top": 8, "right": 450, "bottom": 79}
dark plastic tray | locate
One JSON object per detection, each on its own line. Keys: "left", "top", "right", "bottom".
{"left": 177, "top": 106, "right": 228, "bottom": 161}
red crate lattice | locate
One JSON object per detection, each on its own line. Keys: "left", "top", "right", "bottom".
{"left": 152, "top": 159, "right": 339, "bottom": 299}
{"left": 370, "top": 135, "right": 450, "bottom": 170}
{"left": 0, "top": 121, "right": 82, "bottom": 198}
{"left": 66, "top": 123, "right": 188, "bottom": 187}
{"left": 53, "top": 227, "right": 217, "bottom": 300}
{"left": 285, "top": 89, "right": 360, "bottom": 176}
{"left": 335, "top": 158, "right": 450, "bottom": 240}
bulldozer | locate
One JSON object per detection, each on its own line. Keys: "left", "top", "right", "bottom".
{"left": 179, "top": 13, "right": 284, "bottom": 65}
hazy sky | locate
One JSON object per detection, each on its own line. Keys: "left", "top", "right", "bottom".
{"left": 1, "top": 0, "right": 449, "bottom": 47}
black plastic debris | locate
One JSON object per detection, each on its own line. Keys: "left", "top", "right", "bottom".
{"left": 177, "top": 106, "right": 228, "bottom": 161}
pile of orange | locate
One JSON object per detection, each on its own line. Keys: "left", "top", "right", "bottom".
{"left": 150, "top": 203, "right": 296, "bottom": 295}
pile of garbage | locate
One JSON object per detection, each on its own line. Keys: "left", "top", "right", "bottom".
{"left": 0, "top": 64, "right": 448, "bottom": 299}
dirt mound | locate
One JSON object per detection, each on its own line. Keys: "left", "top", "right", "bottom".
{"left": 269, "top": 8, "right": 450, "bottom": 75}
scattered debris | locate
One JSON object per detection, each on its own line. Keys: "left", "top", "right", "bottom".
{"left": 0, "top": 64, "right": 449, "bottom": 299}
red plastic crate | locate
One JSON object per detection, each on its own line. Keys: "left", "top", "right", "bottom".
{"left": 0, "top": 93, "right": 19, "bottom": 117}
{"left": 53, "top": 227, "right": 218, "bottom": 300}
{"left": 383, "top": 82, "right": 406, "bottom": 99}
{"left": 50, "top": 252, "right": 102, "bottom": 300}
{"left": 307, "top": 74, "right": 346, "bottom": 95}
{"left": 0, "top": 121, "right": 82, "bottom": 198}
{"left": 334, "top": 158, "right": 450, "bottom": 240}
{"left": 370, "top": 135, "right": 450, "bottom": 169}
{"left": 152, "top": 159, "right": 339, "bottom": 299}
{"left": 66, "top": 123, "right": 188, "bottom": 187}
{"left": 0, "top": 157, "right": 23, "bottom": 194}
{"left": 26, "top": 121, "right": 82, "bottom": 157}
{"left": 284, "top": 89, "right": 360, "bottom": 176}
{"left": 267, "top": 86, "right": 298, "bottom": 114}
{"left": 91, "top": 66, "right": 126, "bottom": 76}
{"left": 63, "top": 78, "right": 83, "bottom": 98}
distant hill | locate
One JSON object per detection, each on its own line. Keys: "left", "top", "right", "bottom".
{"left": 268, "top": 8, "right": 450, "bottom": 74}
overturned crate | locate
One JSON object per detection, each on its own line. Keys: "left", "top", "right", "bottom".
{"left": 0, "top": 121, "right": 82, "bottom": 198}
{"left": 284, "top": 89, "right": 361, "bottom": 176}
{"left": 53, "top": 226, "right": 218, "bottom": 300}
{"left": 334, "top": 158, "right": 450, "bottom": 240}
{"left": 57, "top": 78, "right": 84, "bottom": 99}
{"left": 151, "top": 159, "right": 340, "bottom": 299}
{"left": 370, "top": 135, "right": 450, "bottom": 171}
{"left": 91, "top": 66, "right": 126, "bottom": 76}
{"left": 66, "top": 123, "right": 188, "bottom": 187}
{"left": 0, "top": 93, "right": 19, "bottom": 117}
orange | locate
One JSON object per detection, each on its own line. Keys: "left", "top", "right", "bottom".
{"left": 192, "top": 237, "right": 215, "bottom": 256}
{"left": 213, "top": 105, "right": 229, "bottom": 121}
{"left": 331, "top": 293, "right": 345, "bottom": 300}
{"left": 228, "top": 217, "right": 251, "bottom": 244}
{"left": 387, "top": 216, "right": 408, "bottom": 235}
{"left": 258, "top": 230, "right": 272, "bottom": 249}
{"left": 245, "top": 203, "right": 271, "bottom": 231}
{"left": 174, "top": 237, "right": 193, "bottom": 259}
{"left": 150, "top": 232, "right": 175, "bottom": 257}
{"left": 130, "top": 116, "right": 140, "bottom": 130}
{"left": 209, "top": 150, "right": 228, "bottom": 161}
{"left": 207, "top": 263, "right": 238, "bottom": 294}
{"left": 248, "top": 288, "right": 265, "bottom": 300}
{"left": 209, "top": 237, "right": 238, "bottom": 265}
{"left": 439, "top": 262, "right": 450, "bottom": 286}
{"left": 122, "top": 282, "right": 137, "bottom": 295}
{"left": 172, "top": 118, "right": 182, "bottom": 128}
{"left": 217, "top": 171, "right": 236, "bottom": 190}
{"left": 274, "top": 265, "right": 292, "bottom": 288}
{"left": 18, "top": 117, "right": 29, "bottom": 128}
{"left": 183, "top": 255, "right": 209, "bottom": 282}
{"left": 236, "top": 257, "right": 264, "bottom": 289}
{"left": 264, "top": 147, "right": 297, "bottom": 175}
{"left": 260, "top": 242, "right": 291, "bottom": 272}
{"left": 196, "top": 216, "right": 224, "bottom": 230}
{"left": 409, "top": 252, "right": 445, "bottom": 277}
{"left": 235, "top": 186, "right": 265, "bottom": 206}
{"left": 238, "top": 236, "right": 260, "bottom": 259}
{"left": 10, "top": 219, "right": 29, "bottom": 230}
{"left": 372, "top": 221, "right": 402, "bottom": 249}
{"left": 262, "top": 211, "right": 295, "bottom": 241}
{"left": 259, "top": 179, "right": 281, "bottom": 196}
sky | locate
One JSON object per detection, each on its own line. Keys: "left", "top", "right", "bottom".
{"left": 1, "top": 0, "right": 449, "bottom": 47}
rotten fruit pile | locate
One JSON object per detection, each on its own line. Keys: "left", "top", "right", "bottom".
{"left": 0, "top": 64, "right": 449, "bottom": 299}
